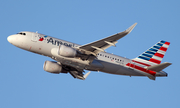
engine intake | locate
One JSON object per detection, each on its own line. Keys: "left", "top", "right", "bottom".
{"left": 43, "top": 61, "right": 65, "bottom": 74}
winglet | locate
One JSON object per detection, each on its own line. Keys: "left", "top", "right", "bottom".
{"left": 83, "top": 71, "right": 91, "bottom": 80}
{"left": 125, "top": 23, "right": 137, "bottom": 34}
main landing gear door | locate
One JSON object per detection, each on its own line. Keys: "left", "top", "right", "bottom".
{"left": 31, "top": 33, "right": 38, "bottom": 42}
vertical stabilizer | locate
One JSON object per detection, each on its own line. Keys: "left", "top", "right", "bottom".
{"left": 133, "top": 40, "right": 170, "bottom": 66}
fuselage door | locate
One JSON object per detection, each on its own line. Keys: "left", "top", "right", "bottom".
{"left": 31, "top": 33, "right": 38, "bottom": 42}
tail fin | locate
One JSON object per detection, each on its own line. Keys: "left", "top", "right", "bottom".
{"left": 133, "top": 40, "right": 170, "bottom": 66}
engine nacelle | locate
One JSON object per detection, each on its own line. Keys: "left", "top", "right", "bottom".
{"left": 43, "top": 61, "right": 63, "bottom": 74}
{"left": 58, "top": 45, "right": 77, "bottom": 58}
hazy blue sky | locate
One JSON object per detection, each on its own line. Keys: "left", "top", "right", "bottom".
{"left": 1, "top": 0, "right": 180, "bottom": 108}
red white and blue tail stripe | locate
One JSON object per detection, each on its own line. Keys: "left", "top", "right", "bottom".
{"left": 133, "top": 40, "right": 170, "bottom": 66}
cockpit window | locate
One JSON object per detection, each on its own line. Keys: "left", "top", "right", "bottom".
{"left": 17, "top": 32, "right": 26, "bottom": 35}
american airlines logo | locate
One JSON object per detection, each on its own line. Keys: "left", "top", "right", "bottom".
{"left": 39, "top": 35, "right": 48, "bottom": 41}
{"left": 46, "top": 37, "right": 74, "bottom": 47}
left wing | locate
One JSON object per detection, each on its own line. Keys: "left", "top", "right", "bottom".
{"left": 69, "top": 70, "right": 91, "bottom": 80}
{"left": 77, "top": 23, "right": 137, "bottom": 55}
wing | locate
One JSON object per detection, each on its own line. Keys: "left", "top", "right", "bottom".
{"left": 69, "top": 70, "right": 91, "bottom": 80}
{"left": 77, "top": 23, "right": 137, "bottom": 55}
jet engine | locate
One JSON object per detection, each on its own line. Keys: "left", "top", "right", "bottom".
{"left": 58, "top": 45, "right": 78, "bottom": 58}
{"left": 43, "top": 61, "right": 66, "bottom": 74}
{"left": 51, "top": 45, "right": 92, "bottom": 61}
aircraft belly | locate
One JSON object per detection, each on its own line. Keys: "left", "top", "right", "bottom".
{"left": 85, "top": 60, "right": 104, "bottom": 71}
{"left": 99, "top": 61, "right": 120, "bottom": 74}
{"left": 98, "top": 60, "right": 145, "bottom": 76}
{"left": 116, "top": 67, "right": 145, "bottom": 76}
{"left": 61, "top": 58, "right": 87, "bottom": 69}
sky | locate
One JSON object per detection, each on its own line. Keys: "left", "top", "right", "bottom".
{"left": 1, "top": 0, "right": 180, "bottom": 108}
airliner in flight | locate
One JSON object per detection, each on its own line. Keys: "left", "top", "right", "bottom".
{"left": 7, "top": 23, "right": 171, "bottom": 80}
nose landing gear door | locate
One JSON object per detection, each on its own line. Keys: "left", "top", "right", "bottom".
{"left": 31, "top": 33, "right": 38, "bottom": 42}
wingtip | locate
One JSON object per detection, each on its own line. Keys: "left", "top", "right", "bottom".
{"left": 83, "top": 71, "right": 91, "bottom": 80}
{"left": 125, "top": 23, "right": 137, "bottom": 34}
{"left": 164, "top": 62, "right": 172, "bottom": 65}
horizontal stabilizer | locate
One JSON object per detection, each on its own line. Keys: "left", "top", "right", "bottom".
{"left": 145, "top": 62, "right": 172, "bottom": 72}
{"left": 148, "top": 75, "right": 156, "bottom": 80}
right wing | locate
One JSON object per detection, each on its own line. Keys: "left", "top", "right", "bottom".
{"left": 77, "top": 23, "right": 137, "bottom": 55}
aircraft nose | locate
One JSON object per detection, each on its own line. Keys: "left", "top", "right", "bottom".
{"left": 7, "top": 35, "right": 14, "bottom": 43}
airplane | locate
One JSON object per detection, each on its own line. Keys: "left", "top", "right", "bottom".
{"left": 7, "top": 23, "right": 171, "bottom": 80}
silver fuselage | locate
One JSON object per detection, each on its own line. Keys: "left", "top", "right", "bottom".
{"left": 7, "top": 31, "right": 167, "bottom": 78}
